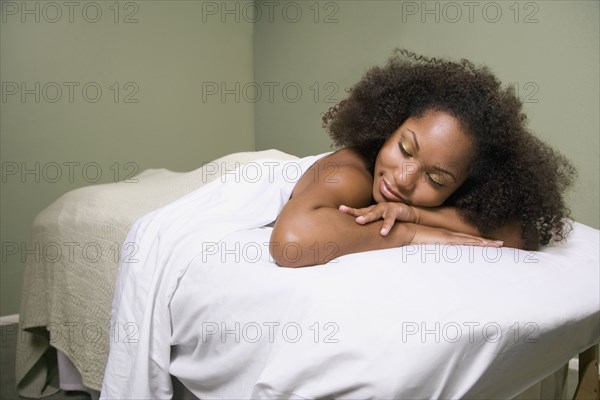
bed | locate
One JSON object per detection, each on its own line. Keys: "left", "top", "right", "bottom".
{"left": 15, "top": 150, "right": 600, "bottom": 399}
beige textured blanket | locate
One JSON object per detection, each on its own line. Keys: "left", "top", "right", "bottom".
{"left": 15, "top": 149, "right": 298, "bottom": 397}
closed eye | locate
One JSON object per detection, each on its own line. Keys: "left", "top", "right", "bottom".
{"left": 399, "top": 142, "right": 412, "bottom": 158}
{"left": 427, "top": 173, "right": 445, "bottom": 189}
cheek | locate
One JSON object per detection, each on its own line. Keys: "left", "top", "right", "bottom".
{"left": 413, "top": 185, "right": 449, "bottom": 207}
{"left": 372, "top": 180, "right": 379, "bottom": 203}
{"left": 377, "top": 146, "right": 395, "bottom": 167}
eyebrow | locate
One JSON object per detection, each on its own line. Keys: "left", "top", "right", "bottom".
{"left": 433, "top": 165, "right": 457, "bottom": 182}
{"left": 407, "top": 129, "right": 457, "bottom": 182}
{"left": 407, "top": 129, "right": 420, "bottom": 151}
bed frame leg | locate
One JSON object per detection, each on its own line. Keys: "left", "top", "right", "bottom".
{"left": 573, "top": 343, "right": 599, "bottom": 400}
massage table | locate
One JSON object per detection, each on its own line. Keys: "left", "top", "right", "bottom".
{"left": 14, "top": 150, "right": 599, "bottom": 399}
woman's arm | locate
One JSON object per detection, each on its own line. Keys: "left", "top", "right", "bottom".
{"left": 270, "top": 149, "right": 500, "bottom": 268}
{"left": 341, "top": 202, "right": 527, "bottom": 250}
{"left": 412, "top": 206, "right": 528, "bottom": 249}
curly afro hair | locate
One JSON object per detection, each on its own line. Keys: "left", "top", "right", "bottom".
{"left": 322, "top": 49, "right": 576, "bottom": 250}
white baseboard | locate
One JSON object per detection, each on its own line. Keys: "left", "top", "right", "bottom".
{"left": 0, "top": 314, "right": 19, "bottom": 325}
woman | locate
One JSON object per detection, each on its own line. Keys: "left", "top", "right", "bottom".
{"left": 270, "top": 49, "right": 576, "bottom": 268}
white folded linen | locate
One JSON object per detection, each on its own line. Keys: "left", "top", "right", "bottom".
{"left": 169, "top": 223, "right": 599, "bottom": 399}
{"left": 17, "top": 149, "right": 298, "bottom": 397}
{"left": 100, "top": 152, "right": 330, "bottom": 399}
{"left": 101, "top": 150, "right": 599, "bottom": 399}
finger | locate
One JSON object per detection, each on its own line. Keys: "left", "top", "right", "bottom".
{"left": 356, "top": 209, "right": 383, "bottom": 225}
{"left": 338, "top": 204, "right": 356, "bottom": 216}
{"left": 379, "top": 213, "right": 396, "bottom": 236}
{"left": 411, "top": 225, "right": 505, "bottom": 248}
{"left": 457, "top": 236, "right": 503, "bottom": 247}
{"left": 455, "top": 232, "right": 503, "bottom": 247}
{"left": 339, "top": 204, "right": 374, "bottom": 218}
{"left": 468, "top": 238, "right": 504, "bottom": 247}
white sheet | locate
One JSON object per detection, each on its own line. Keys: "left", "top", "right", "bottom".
{"left": 101, "top": 152, "right": 330, "bottom": 399}
{"left": 101, "top": 150, "right": 599, "bottom": 399}
{"left": 168, "top": 222, "right": 599, "bottom": 399}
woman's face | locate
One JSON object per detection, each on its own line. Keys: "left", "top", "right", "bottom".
{"left": 373, "top": 110, "right": 475, "bottom": 207}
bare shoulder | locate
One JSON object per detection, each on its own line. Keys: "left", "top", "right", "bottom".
{"left": 290, "top": 147, "right": 373, "bottom": 209}
{"left": 321, "top": 147, "right": 371, "bottom": 171}
{"left": 271, "top": 149, "right": 376, "bottom": 266}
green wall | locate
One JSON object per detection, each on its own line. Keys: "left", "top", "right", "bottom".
{"left": 2, "top": 1, "right": 599, "bottom": 316}
{"left": 0, "top": 1, "right": 255, "bottom": 316}
{"left": 255, "top": 0, "right": 599, "bottom": 228}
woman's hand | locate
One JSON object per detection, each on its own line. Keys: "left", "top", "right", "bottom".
{"left": 339, "top": 203, "right": 502, "bottom": 247}
{"left": 410, "top": 224, "right": 503, "bottom": 248}
{"left": 339, "top": 202, "right": 418, "bottom": 236}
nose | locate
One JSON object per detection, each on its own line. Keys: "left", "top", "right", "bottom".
{"left": 394, "top": 161, "right": 419, "bottom": 193}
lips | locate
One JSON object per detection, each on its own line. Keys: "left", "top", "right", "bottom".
{"left": 380, "top": 177, "right": 404, "bottom": 202}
